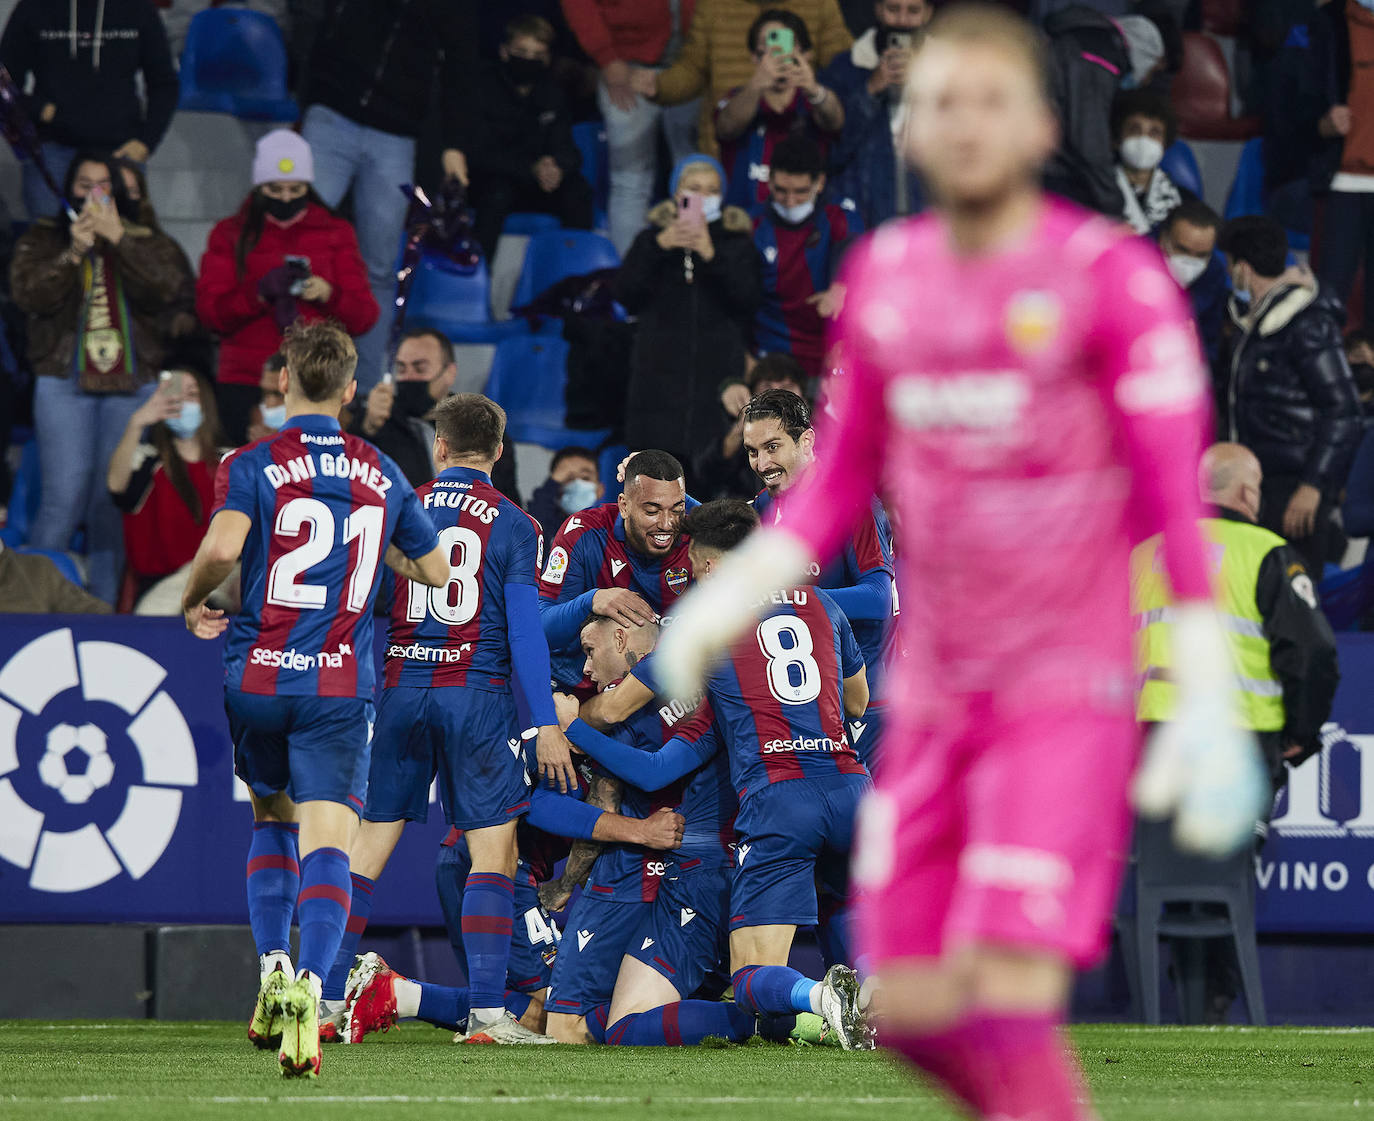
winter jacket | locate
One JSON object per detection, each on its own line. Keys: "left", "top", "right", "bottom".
{"left": 614, "top": 201, "right": 762, "bottom": 460}
{"left": 10, "top": 217, "right": 190, "bottom": 383}
{"left": 1227, "top": 273, "right": 1362, "bottom": 494}
{"left": 654, "top": 0, "right": 852, "bottom": 156}
{"left": 1342, "top": 417, "right": 1374, "bottom": 536}
{"left": 469, "top": 62, "right": 584, "bottom": 185}
{"left": 303, "top": 0, "right": 478, "bottom": 148}
{"left": 560, "top": 0, "right": 697, "bottom": 68}
{"left": 822, "top": 29, "right": 925, "bottom": 228}
{"left": 0, "top": 0, "right": 178, "bottom": 153}
{"left": 196, "top": 201, "right": 378, "bottom": 388}
{"left": 1042, "top": 5, "right": 1128, "bottom": 218}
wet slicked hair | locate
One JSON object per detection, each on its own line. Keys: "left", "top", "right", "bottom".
{"left": 742, "top": 389, "right": 812, "bottom": 441}
{"left": 681, "top": 500, "right": 760, "bottom": 553}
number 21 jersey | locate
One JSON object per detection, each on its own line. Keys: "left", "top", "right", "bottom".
{"left": 214, "top": 415, "right": 436, "bottom": 698}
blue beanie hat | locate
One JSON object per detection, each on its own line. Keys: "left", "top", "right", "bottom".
{"left": 670, "top": 153, "right": 727, "bottom": 197}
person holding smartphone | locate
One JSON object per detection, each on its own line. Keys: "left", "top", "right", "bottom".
{"left": 822, "top": 0, "right": 934, "bottom": 229}
{"left": 715, "top": 11, "right": 845, "bottom": 211}
{"left": 614, "top": 155, "right": 762, "bottom": 490}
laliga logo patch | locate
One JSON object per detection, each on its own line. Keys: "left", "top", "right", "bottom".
{"left": 543, "top": 546, "right": 569, "bottom": 586}
{"left": 1005, "top": 290, "right": 1062, "bottom": 355}
{"left": 665, "top": 568, "right": 689, "bottom": 594}
{"left": 0, "top": 629, "right": 198, "bottom": 893}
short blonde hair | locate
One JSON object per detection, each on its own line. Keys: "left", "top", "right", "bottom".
{"left": 282, "top": 320, "right": 357, "bottom": 402}
{"left": 921, "top": 2, "right": 1052, "bottom": 100}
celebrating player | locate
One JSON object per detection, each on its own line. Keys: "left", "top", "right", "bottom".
{"left": 657, "top": 6, "right": 1269, "bottom": 1116}
{"left": 181, "top": 321, "right": 448, "bottom": 1078}
{"left": 316, "top": 393, "right": 575, "bottom": 1045}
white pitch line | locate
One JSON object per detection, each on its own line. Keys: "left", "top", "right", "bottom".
{"left": 3, "top": 1095, "right": 917, "bottom": 1107}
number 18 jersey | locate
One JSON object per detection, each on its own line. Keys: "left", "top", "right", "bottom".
{"left": 384, "top": 466, "right": 545, "bottom": 690}
{"left": 214, "top": 415, "right": 436, "bottom": 698}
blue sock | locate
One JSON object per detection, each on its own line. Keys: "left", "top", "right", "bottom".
{"left": 607, "top": 1001, "right": 756, "bottom": 1046}
{"left": 586, "top": 1003, "right": 610, "bottom": 1043}
{"left": 461, "top": 872, "right": 515, "bottom": 1018}
{"left": 418, "top": 982, "right": 468, "bottom": 1031}
{"left": 505, "top": 989, "right": 533, "bottom": 1023}
{"left": 321, "top": 872, "right": 375, "bottom": 1001}
{"left": 816, "top": 901, "right": 851, "bottom": 970}
{"left": 731, "top": 965, "right": 817, "bottom": 1016}
{"left": 296, "top": 847, "right": 351, "bottom": 980}
{"left": 245, "top": 822, "right": 299, "bottom": 956}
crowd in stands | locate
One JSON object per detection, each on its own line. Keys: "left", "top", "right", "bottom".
{"left": 2, "top": 0, "right": 1374, "bottom": 625}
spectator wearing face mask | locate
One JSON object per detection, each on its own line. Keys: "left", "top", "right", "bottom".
{"left": 714, "top": 10, "right": 845, "bottom": 211}
{"left": 528, "top": 445, "right": 605, "bottom": 544}
{"left": 196, "top": 130, "right": 378, "bottom": 447}
{"left": 693, "top": 351, "right": 809, "bottom": 499}
{"left": 469, "top": 17, "right": 596, "bottom": 261}
{"left": 752, "top": 135, "right": 859, "bottom": 381}
{"left": 1111, "top": 89, "right": 1194, "bottom": 235}
{"left": 1158, "top": 200, "right": 1227, "bottom": 370}
{"left": 1340, "top": 330, "right": 1374, "bottom": 540}
{"left": 106, "top": 355, "right": 235, "bottom": 614}
{"left": 245, "top": 352, "right": 287, "bottom": 444}
{"left": 615, "top": 154, "right": 762, "bottom": 487}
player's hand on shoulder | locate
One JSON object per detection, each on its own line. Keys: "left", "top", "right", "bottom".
{"left": 638, "top": 807, "right": 686, "bottom": 851}
{"left": 592, "top": 587, "right": 657, "bottom": 627}
{"left": 553, "top": 692, "right": 580, "bottom": 733}
{"left": 536, "top": 724, "right": 579, "bottom": 794}
{"left": 183, "top": 602, "right": 227, "bottom": 640}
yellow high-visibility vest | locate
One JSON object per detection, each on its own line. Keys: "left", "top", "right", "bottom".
{"left": 1130, "top": 517, "right": 1285, "bottom": 730}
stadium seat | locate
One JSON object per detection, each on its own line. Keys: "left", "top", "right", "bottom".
{"left": 1, "top": 439, "right": 40, "bottom": 546}
{"left": 1129, "top": 818, "right": 1267, "bottom": 1025}
{"left": 502, "top": 213, "right": 562, "bottom": 237}
{"left": 1224, "top": 139, "right": 1312, "bottom": 252}
{"left": 15, "top": 546, "right": 84, "bottom": 588}
{"left": 177, "top": 9, "right": 298, "bottom": 121}
{"left": 512, "top": 231, "right": 621, "bottom": 310}
{"left": 598, "top": 443, "right": 630, "bottom": 502}
{"left": 484, "top": 332, "right": 611, "bottom": 451}
{"left": 404, "top": 254, "right": 525, "bottom": 344}
{"left": 1160, "top": 140, "right": 1204, "bottom": 199}
{"left": 572, "top": 121, "right": 610, "bottom": 231}
{"left": 1171, "top": 33, "right": 1260, "bottom": 141}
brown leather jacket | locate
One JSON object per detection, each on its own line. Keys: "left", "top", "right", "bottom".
{"left": 10, "top": 217, "right": 192, "bottom": 384}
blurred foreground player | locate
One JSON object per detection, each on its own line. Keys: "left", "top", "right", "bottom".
{"left": 657, "top": 7, "right": 1270, "bottom": 1118}
{"left": 182, "top": 322, "right": 447, "bottom": 1077}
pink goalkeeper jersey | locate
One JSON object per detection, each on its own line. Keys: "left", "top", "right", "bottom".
{"left": 780, "top": 198, "right": 1213, "bottom": 727}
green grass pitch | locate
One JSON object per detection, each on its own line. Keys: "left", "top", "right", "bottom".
{"left": 3, "top": 1021, "right": 1369, "bottom": 1121}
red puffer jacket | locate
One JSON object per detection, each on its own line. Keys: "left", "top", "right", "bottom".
{"left": 195, "top": 200, "right": 378, "bottom": 387}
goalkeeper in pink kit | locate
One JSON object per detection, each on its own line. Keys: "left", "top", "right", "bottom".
{"left": 659, "top": 5, "right": 1269, "bottom": 1119}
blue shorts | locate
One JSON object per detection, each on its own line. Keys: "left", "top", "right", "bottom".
{"left": 435, "top": 839, "right": 557, "bottom": 994}
{"left": 850, "top": 703, "right": 887, "bottom": 775}
{"left": 546, "top": 895, "right": 650, "bottom": 1017}
{"left": 226, "top": 690, "right": 373, "bottom": 813}
{"left": 365, "top": 685, "right": 531, "bottom": 830}
{"left": 731, "top": 772, "right": 871, "bottom": 931}
{"left": 629, "top": 864, "right": 731, "bottom": 999}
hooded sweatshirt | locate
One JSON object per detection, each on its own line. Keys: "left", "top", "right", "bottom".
{"left": 0, "top": 0, "right": 179, "bottom": 153}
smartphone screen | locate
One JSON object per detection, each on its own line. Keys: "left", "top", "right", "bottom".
{"left": 885, "top": 30, "right": 913, "bottom": 51}
{"left": 678, "top": 194, "right": 705, "bottom": 228}
{"left": 157, "top": 371, "right": 185, "bottom": 398}
{"left": 284, "top": 254, "right": 312, "bottom": 274}
{"left": 764, "top": 26, "right": 795, "bottom": 58}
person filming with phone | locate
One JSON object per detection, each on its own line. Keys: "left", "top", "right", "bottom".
{"left": 715, "top": 11, "right": 844, "bottom": 211}
{"left": 614, "top": 155, "right": 761, "bottom": 490}
{"left": 10, "top": 150, "right": 191, "bottom": 605}
{"left": 823, "top": 0, "right": 933, "bottom": 229}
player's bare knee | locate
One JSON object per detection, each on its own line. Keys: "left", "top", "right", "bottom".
{"left": 249, "top": 789, "right": 295, "bottom": 824}
{"left": 466, "top": 819, "right": 519, "bottom": 877}
{"left": 870, "top": 959, "right": 974, "bottom": 1035}
{"left": 546, "top": 1012, "right": 592, "bottom": 1044}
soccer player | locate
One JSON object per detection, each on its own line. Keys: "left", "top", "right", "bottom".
{"left": 181, "top": 322, "right": 448, "bottom": 1078}
{"left": 313, "top": 393, "right": 577, "bottom": 1045}
{"left": 743, "top": 388, "right": 896, "bottom": 771}
{"left": 669, "top": 500, "right": 873, "bottom": 1049}
{"left": 550, "top": 613, "right": 749, "bottom": 1047}
{"left": 657, "top": 6, "right": 1270, "bottom": 1116}
{"left": 538, "top": 450, "right": 694, "bottom": 691}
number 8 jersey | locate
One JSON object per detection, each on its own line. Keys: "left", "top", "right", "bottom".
{"left": 214, "top": 416, "right": 437, "bottom": 698}
{"left": 383, "top": 465, "right": 545, "bottom": 689}
{"left": 705, "top": 587, "right": 870, "bottom": 799}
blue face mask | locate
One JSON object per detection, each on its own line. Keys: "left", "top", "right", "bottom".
{"left": 166, "top": 402, "right": 202, "bottom": 440}
{"left": 260, "top": 402, "right": 287, "bottom": 430}
{"left": 559, "top": 476, "right": 600, "bottom": 515}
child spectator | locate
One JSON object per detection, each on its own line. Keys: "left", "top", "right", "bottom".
{"left": 1112, "top": 89, "right": 1195, "bottom": 235}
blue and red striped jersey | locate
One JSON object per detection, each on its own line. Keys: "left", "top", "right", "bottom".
{"left": 715, "top": 87, "right": 840, "bottom": 210}
{"left": 538, "top": 503, "right": 693, "bottom": 687}
{"left": 383, "top": 466, "right": 544, "bottom": 691}
{"left": 705, "top": 588, "right": 868, "bottom": 798}
{"left": 585, "top": 695, "right": 734, "bottom": 903}
{"left": 213, "top": 415, "right": 436, "bottom": 698}
{"left": 754, "top": 488, "right": 896, "bottom": 696}
{"left": 752, "top": 201, "right": 859, "bottom": 379}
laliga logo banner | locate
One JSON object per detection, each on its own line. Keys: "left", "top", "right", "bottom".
{"left": 0, "top": 628, "right": 197, "bottom": 892}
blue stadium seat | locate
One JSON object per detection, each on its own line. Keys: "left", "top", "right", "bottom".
{"left": 14, "top": 546, "right": 83, "bottom": 588}
{"left": 404, "top": 254, "right": 524, "bottom": 344}
{"left": 502, "top": 213, "right": 562, "bottom": 237}
{"left": 484, "top": 333, "right": 611, "bottom": 450}
{"left": 598, "top": 443, "right": 630, "bottom": 502}
{"left": 512, "top": 230, "right": 621, "bottom": 310}
{"left": 1224, "top": 138, "right": 1311, "bottom": 253}
{"left": 177, "top": 9, "right": 298, "bottom": 121}
{"left": 1160, "top": 140, "right": 1203, "bottom": 199}
{"left": 1, "top": 440, "right": 40, "bottom": 546}
{"left": 572, "top": 121, "right": 610, "bottom": 231}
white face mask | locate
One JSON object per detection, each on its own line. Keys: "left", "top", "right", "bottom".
{"left": 700, "top": 193, "right": 723, "bottom": 223}
{"left": 260, "top": 402, "right": 287, "bottom": 430}
{"left": 773, "top": 198, "right": 816, "bottom": 224}
{"left": 1120, "top": 135, "right": 1164, "bottom": 172}
{"left": 1166, "top": 253, "right": 1208, "bottom": 289}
